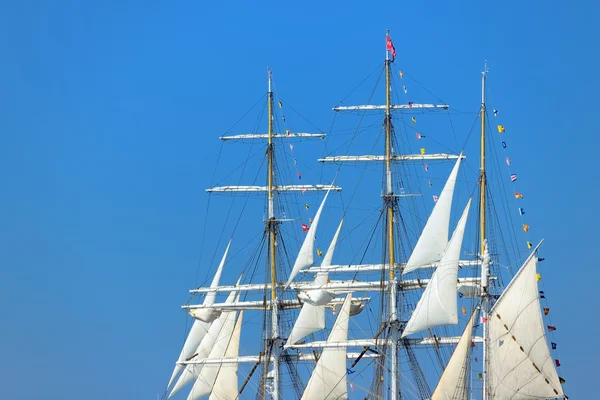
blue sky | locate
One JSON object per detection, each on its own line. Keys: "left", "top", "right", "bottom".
{"left": 0, "top": 1, "right": 595, "bottom": 399}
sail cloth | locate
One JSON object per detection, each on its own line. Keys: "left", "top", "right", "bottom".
{"left": 301, "top": 293, "right": 352, "bottom": 400}
{"left": 286, "top": 219, "right": 343, "bottom": 345}
{"left": 487, "top": 251, "right": 565, "bottom": 399}
{"left": 286, "top": 191, "right": 330, "bottom": 286}
{"left": 169, "top": 289, "right": 238, "bottom": 398}
{"left": 187, "top": 306, "right": 240, "bottom": 400}
{"left": 404, "top": 155, "right": 462, "bottom": 274}
{"left": 431, "top": 310, "right": 476, "bottom": 400}
{"left": 402, "top": 198, "right": 471, "bottom": 337}
{"left": 207, "top": 312, "right": 244, "bottom": 400}
{"left": 167, "top": 241, "right": 231, "bottom": 388}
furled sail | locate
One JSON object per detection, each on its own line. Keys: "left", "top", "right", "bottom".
{"left": 169, "top": 289, "right": 238, "bottom": 398}
{"left": 187, "top": 304, "right": 239, "bottom": 400}
{"left": 404, "top": 155, "right": 462, "bottom": 274}
{"left": 487, "top": 251, "right": 565, "bottom": 399}
{"left": 167, "top": 241, "right": 231, "bottom": 388}
{"left": 287, "top": 219, "right": 343, "bottom": 345}
{"left": 286, "top": 191, "right": 330, "bottom": 286}
{"left": 301, "top": 293, "right": 352, "bottom": 400}
{"left": 431, "top": 310, "right": 476, "bottom": 400}
{"left": 402, "top": 198, "right": 471, "bottom": 337}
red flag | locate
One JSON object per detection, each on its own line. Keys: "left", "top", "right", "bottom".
{"left": 555, "top": 359, "right": 561, "bottom": 367}
{"left": 301, "top": 223, "right": 309, "bottom": 232}
{"left": 548, "top": 325, "right": 557, "bottom": 331}
{"left": 386, "top": 35, "right": 396, "bottom": 61}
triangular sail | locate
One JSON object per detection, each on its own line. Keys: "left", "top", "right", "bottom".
{"left": 169, "top": 289, "right": 237, "bottom": 398}
{"left": 187, "top": 308, "right": 239, "bottom": 400}
{"left": 208, "top": 311, "right": 243, "bottom": 400}
{"left": 404, "top": 156, "right": 462, "bottom": 274}
{"left": 487, "top": 251, "right": 565, "bottom": 399}
{"left": 402, "top": 198, "right": 471, "bottom": 337}
{"left": 431, "top": 310, "right": 476, "bottom": 400}
{"left": 286, "top": 191, "right": 330, "bottom": 286}
{"left": 167, "top": 241, "right": 231, "bottom": 388}
{"left": 286, "top": 219, "right": 343, "bottom": 345}
{"left": 301, "top": 293, "right": 351, "bottom": 400}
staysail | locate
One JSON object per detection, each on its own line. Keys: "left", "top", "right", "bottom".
{"left": 286, "top": 191, "right": 330, "bottom": 286}
{"left": 301, "top": 293, "right": 352, "bottom": 400}
{"left": 431, "top": 310, "right": 476, "bottom": 400}
{"left": 287, "top": 219, "right": 343, "bottom": 345}
{"left": 404, "top": 155, "right": 462, "bottom": 274}
{"left": 402, "top": 198, "right": 471, "bottom": 337}
{"left": 487, "top": 250, "right": 565, "bottom": 399}
{"left": 167, "top": 241, "right": 231, "bottom": 388}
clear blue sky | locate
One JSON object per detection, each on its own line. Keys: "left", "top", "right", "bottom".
{"left": 0, "top": 1, "right": 595, "bottom": 399}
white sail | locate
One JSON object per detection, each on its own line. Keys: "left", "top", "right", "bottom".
{"left": 208, "top": 311, "right": 243, "bottom": 400}
{"left": 187, "top": 308, "right": 239, "bottom": 400}
{"left": 487, "top": 252, "right": 565, "bottom": 399}
{"left": 287, "top": 219, "right": 343, "bottom": 345}
{"left": 402, "top": 198, "right": 471, "bottom": 337}
{"left": 286, "top": 191, "right": 330, "bottom": 286}
{"left": 169, "top": 289, "right": 238, "bottom": 398}
{"left": 168, "top": 241, "right": 232, "bottom": 388}
{"left": 431, "top": 310, "right": 476, "bottom": 400}
{"left": 404, "top": 155, "right": 462, "bottom": 274}
{"left": 301, "top": 293, "right": 352, "bottom": 400}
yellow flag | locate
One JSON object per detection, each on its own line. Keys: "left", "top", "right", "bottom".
{"left": 412, "top": 116, "right": 417, "bottom": 124}
{"left": 278, "top": 101, "right": 283, "bottom": 108}
{"left": 497, "top": 125, "right": 505, "bottom": 133}
{"left": 523, "top": 224, "right": 530, "bottom": 232}
{"left": 317, "top": 249, "right": 323, "bottom": 256}
{"left": 461, "top": 307, "right": 467, "bottom": 315}
{"left": 420, "top": 148, "right": 426, "bottom": 155}
{"left": 305, "top": 203, "right": 309, "bottom": 210}
{"left": 536, "top": 273, "right": 541, "bottom": 281}
{"left": 527, "top": 241, "right": 532, "bottom": 249}
{"left": 399, "top": 70, "right": 404, "bottom": 78}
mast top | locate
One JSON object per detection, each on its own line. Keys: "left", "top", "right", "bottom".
{"left": 481, "top": 60, "right": 488, "bottom": 104}
{"left": 268, "top": 67, "right": 272, "bottom": 93}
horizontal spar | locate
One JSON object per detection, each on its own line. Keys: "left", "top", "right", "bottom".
{"left": 286, "top": 336, "right": 484, "bottom": 349}
{"left": 183, "top": 297, "right": 370, "bottom": 312}
{"left": 333, "top": 104, "right": 449, "bottom": 111}
{"left": 302, "top": 260, "right": 481, "bottom": 273}
{"left": 318, "top": 154, "right": 465, "bottom": 163}
{"left": 189, "top": 277, "right": 482, "bottom": 294}
{"left": 219, "top": 133, "right": 326, "bottom": 141}
{"left": 178, "top": 352, "right": 380, "bottom": 366}
{"left": 207, "top": 184, "right": 342, "bottom": 193}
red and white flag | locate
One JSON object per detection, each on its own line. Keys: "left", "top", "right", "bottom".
{"left": 386, "top": 35, "right": 396, "bottom": 61}
{"left": 301, "top": 223, "right": 309, "bottom": 232}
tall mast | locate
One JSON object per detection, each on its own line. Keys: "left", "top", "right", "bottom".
{"left": 266, "top": 69, "right": 281, "bottom": 400}
{"left": 385, "top": 29, "right": 400, "bottom": 400}
{"left": 479, "top": 62, "right": 489, "bottom": 400}
{"left": 479, "top": 63, "right": 487, "bottom": 256}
